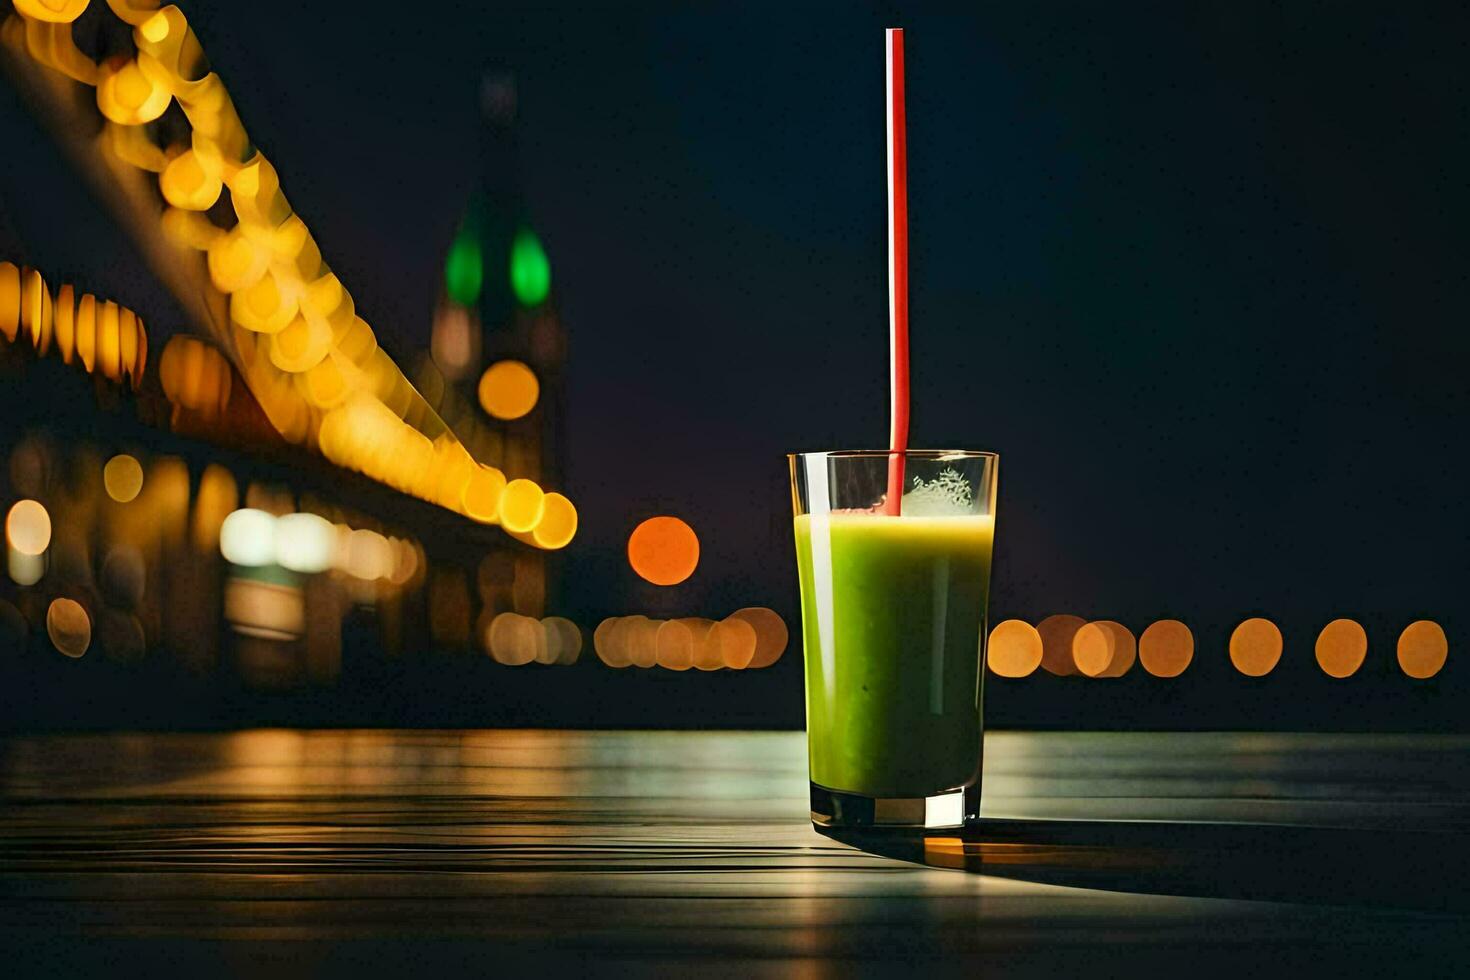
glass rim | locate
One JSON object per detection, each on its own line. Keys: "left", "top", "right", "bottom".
{"left": 786, "top": 449, "right": 998, "bottom": 461}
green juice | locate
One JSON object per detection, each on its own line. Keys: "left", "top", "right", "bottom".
{"left": 794, "top": 513, "right": 994, "bottom": 798}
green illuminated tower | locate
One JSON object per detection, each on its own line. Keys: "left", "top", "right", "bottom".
{"left": 426, "top": 72, "right": 568, "bottom": 622}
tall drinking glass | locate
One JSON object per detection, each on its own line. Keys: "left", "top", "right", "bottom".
{"left": 789, "top": 450, "right": 998, "bottom": 829}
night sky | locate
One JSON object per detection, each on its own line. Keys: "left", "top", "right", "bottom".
{"left": 2, "top": 3, "right": 1466, "bottom": 727}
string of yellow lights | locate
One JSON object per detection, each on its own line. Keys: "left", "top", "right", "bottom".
{"left": 0, "top": 260, "right": 148, "bottom": 385}
{"left": 1, "top": 2, "right": 576, "bottom": 549}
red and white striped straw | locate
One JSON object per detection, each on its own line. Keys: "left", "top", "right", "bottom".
{"left": 884, "top": 27, "right": 910, "bottom": 516}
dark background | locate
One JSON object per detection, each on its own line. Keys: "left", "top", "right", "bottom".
{"left": 1, "top": 3, "right": 1466, "bottom": 729}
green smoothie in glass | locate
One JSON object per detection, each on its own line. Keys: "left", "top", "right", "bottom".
{"left": 788, "top": 450, "right": 998, "bottom": 828}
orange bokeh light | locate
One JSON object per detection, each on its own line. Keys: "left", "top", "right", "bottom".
{"left": 1315, "top": 619, "right": 1367, "bottom": 679}
{"left": 627, "top": 516, "right": 699, "bottom": 586}
{"left": 1073, "top": 620, "right": 1136, "bottom": 678}
{"left": 987, "top": 619, "right": 1043, "bottom": 678}
{"left": 1138, "top": 619, "right": 1194, "bottom": 678}
{"left": 1397, "top": 620, "right": 1448, "bottom": 679}
{"left": 725, "top": 607, "right": 788, "bottom": 669}
{"left": 1229, "top": 617, "right": 1283, "bottom": 677}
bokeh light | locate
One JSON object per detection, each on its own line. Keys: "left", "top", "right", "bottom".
{"left": 1315, "top": 619, "right": 1368, "bottom": 679}
{"left": 8, "top": 547, "right": 44, "bottom": 586}
{"left": 655, "top": 619, "right": 695, "bottom": 671}
{"left": 726, "top": 607, "right": 789, "bottom": 668}
{"left": 345, "top": 529, "right": 393, "bottom": 581}
{"left": 594, "top": 617, "right": 632, "bottom": 668}
{"left": 986, "top": 619, "right": 1043, "bottom": 678}
{"left": 14, "top": 0, "right": 91, "bottom": 25}
{"left": 626, "top": 617, "right": 660, "bottom": 668}
{"left": 1036, "top": 614, "right": 1084, "bottom": 676}
{"left": 46, "top": 597, "right": 91, "bottom": 658}
{"left": 1073, "top": 620, "right": 1136, "bottom": 678}
{"left": 103, "top": 453, "right": 144, "bottom": 503}
{"left": 477, "top": 359, "right": 540, "bottom": 421}
{"left": 1397, "top": 620, "right": 1448, "bottom": 679}
{"left": 707, "top": 617, "right": 756, "bottom": 670}
{"left": 461, "top": 465, "right": 507, "bottom": 524}
{"left": 1229, "top": 617, "right": 1283, "bottom": 677}
{"left": 627, "top": 516, "right": 700, "bottom": 586}
{"left": 274, "top": 512, "right": 335, "bottom": 574}
{"left": 509, "top": 227, "right": 551, "bottom": 307}
{"left": 497, "top": 478, "right": 545, "bottom": 533}
{"left": 1138, "top": 620, "right": 1194, "bottom": 678}
{"left": 488, "top": 612, "right": 539, "bottom": 666}
{"left": 219, "top": 509, "right": 277, "bottom": 567}
{"left": 444, "top": 228, "right": 483, "bottom": 306}
{"left": 514, "top": 492, "right": 577, "bottom": 550}
{"left": 6, "top": 499, "right": 52, "bottom": 556}
{"left": 430, "top": 301, "right": 478, "bottom": 380}
{"left": 192, "top": 464, "right": 239, "bottom": 554}
{"left": 541, "top": 617, "right": 583, "bottom": 665}
{"left": 592, "top": 611, "right": 781, "bottom": 671}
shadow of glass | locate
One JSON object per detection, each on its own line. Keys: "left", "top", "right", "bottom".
{"left": 820, "top": 818, "right": 1470, "bottom": 911}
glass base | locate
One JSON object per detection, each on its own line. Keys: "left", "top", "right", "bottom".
{"left": 811, "top": 782, "right": 979, "bottom": 830}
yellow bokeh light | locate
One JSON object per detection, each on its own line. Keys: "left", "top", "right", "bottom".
{"left": 231, "top": 270, "right": 297, "bottom": 334}
{"left": 986, "top": 619, "right": 1043, "bottom": 678}
{"left": 515, "top": 491, "right": 577, "bottom": 550}
{"left": 96, "top": 299, "right": 121, "bottom": 381}
{"left": 1138, "top": 619, "right": 1194, "bottom": 678}
{"left": 96, "top": 54, "right": 172, "bottom": 125}
{"left": 163, "top": 207, "right": 224, "bottom": 251}
{"left": 6, "top": 499, "right": 52, "bottom": 556}
{"left": 118, "top": 307, "right": 140, "bottom": 384}
{"left": 461, "top": 465, "right": 508, "bottom": 523}
{"left": 1, "top": 4, "right": 578, "bottom": 546}
{"left": 1229, "top": 617, "right": 1283, "bottom": 677}
{"left": 14, "top": 1, "right": 92, "bottom": 24}
{"left": 627, "top": 516, "right": 699, "bottom": 586}
{"left": 300, "top": 353, "right": 348, "bottom": 410}
{"left": 207, "top": 226, "right": 269, "bottom": 293}
{"left": 20, "top": 267, "right": 51, "bottom": 355}
{"left": 477, "top": 359, "right": 540, "bottom": 421}
{"left": 52, "top": 283, "right": 75, "bottom": 364}
{"left": 103, "top": 454, "right": 145, "bottom": 503}
{"left": 498, "top": 478, "right": 546, "bottom": 533}
{"left": 0, "top": 261, "right": 19, "bottom": 342}
{"left": 268, "top": 315, "right": 331, "bottom": 373}
{"left": 159, "top": 146, "right": 223, "bottom": 211}
{"left": 192, "top": 464, "right": 239, "bottom": 554}
{"left": 73, "top": 292, "right": 96, "bottom": 372}
{"left": 1315, "top": 619, "right": 1367, "bottom": 679}
{"left": 335, "top": 315, "right": 377, "bottom": 365}
{"left": 1397, "top": 620, "right": 1448, "bottom": 680}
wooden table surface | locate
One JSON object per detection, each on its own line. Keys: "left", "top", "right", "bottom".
{"left": 0, "top": 729, "right": 1467, "bottom": 977}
